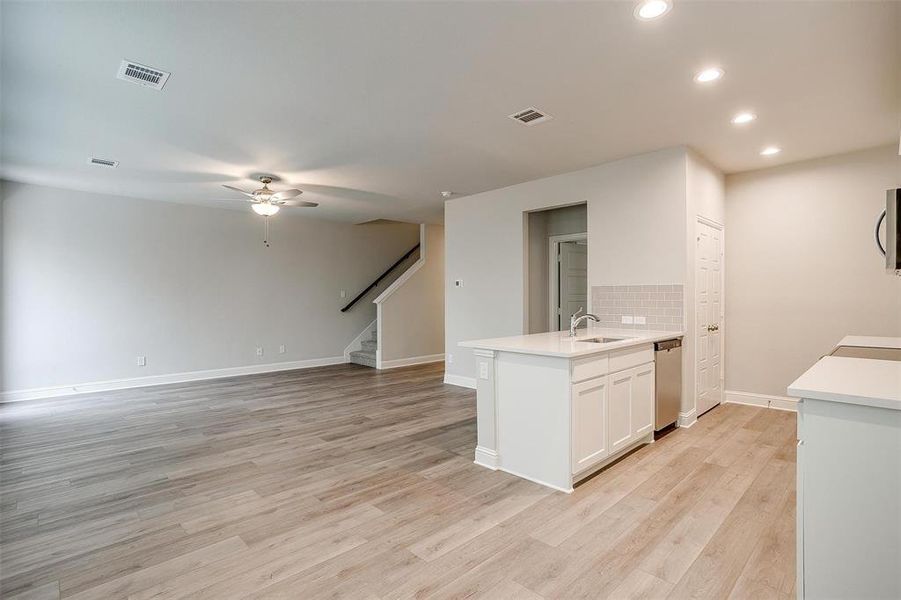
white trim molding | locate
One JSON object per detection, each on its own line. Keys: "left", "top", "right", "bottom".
{"left": 444, "top": 373, "right": 476, "bottom": 389}
{"left": 547, "top": 231, "right": 588, "bottom": 331}
{"left": 474, "top": 446, "right": 499, "bottom": 470}
{"left": 379, "top": 353, "right": 445, "bottom": 369}
{"left": 373, "top": 224, "right": 426, "bottom": 306}
{"left": 678, "top": 408, "right": 697, "bottom": 428}
{"left": 725, "top": 390, "right": 798, "bottom": 412}
{"left": 374, "top": 223, "right": 426, "bottom": 370}
{"left": 1, "top": 356, "right": 348, "bottom": 403}
{"left": 343, "top": 319, "right": 377, "bottom": 362}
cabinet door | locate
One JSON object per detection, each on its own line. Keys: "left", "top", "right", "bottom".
{"left": 608, "top": 370, "right": 634, "bottom": 453}
{"left": 631, "top": 363, "right": 655, "bottom": 438}
{"left": 571, "top": 377, "right": 608, "bottom": 473}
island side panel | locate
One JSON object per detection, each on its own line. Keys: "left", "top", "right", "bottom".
{"left": 800, "top": 398, "right": 901, "bottom": 600}
{"left": 473, "top": 348, "right": 499, "bottom": 469}
{"left": 495, "top": 352, "right": 572, "bottom": 492}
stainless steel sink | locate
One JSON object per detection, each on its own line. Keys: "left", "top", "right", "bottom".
{"left": 581, "top": 336, "right": 634, "bottom": 344}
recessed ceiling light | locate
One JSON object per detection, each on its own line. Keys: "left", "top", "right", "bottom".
{"left": 760, "top": 146, "right": 781, "bottom": 156}
{"left": 634, "top": 0, "right": 672, "bottom": 20}
{"left": 731, "top": 112, "right": 757, "bottom": 125}
{"left": 694, "top": 67, "right": 724, "bottom": 84}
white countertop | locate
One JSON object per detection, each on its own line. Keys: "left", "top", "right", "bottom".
{"left": 788, "top": 336, "right": 901, "bottom": 411}
{"left": 459, "top": 328, "right": 683, "bottom": 358}
{"left": 835, "top": 335, "right": 901, "bottom": 350}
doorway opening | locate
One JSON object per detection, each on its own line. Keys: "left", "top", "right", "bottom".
{"left": 525, "top": 204, "right": 587, "bottom": 334}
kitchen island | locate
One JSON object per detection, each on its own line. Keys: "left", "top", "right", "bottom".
{"left": 788, "top": 335, "right": 901, "bottom": 600}
{"left": 460, "top": 328, "right": 683, "bottom": 493}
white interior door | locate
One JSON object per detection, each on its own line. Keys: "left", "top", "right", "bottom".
{"left": 695, "top": 220, "right": 723, "bottom": 417}
{"left": 557, "top": 240, "right": 588, "bottom": 330}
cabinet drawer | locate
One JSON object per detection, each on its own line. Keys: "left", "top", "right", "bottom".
{"left": 571, "top": 355, "right": 609, "bottom": 383}
{"left": 609, "top": 344, "right": 653, "bottom": 373}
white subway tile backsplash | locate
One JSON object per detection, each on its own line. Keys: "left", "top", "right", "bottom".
{"left": 591, "top": 284, "right": 683, "bottom": 332}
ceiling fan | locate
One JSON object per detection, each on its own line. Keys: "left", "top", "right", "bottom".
{"left": 223, "top": 176, "right": 318, "bottom": 216}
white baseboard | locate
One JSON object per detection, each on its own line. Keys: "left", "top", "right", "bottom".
{"left": 678, "top": 408, "right": 697, "bottom": 428}
{"left": 474, "top": 446, "right": 499, "bottom": 470}
{"left": 725, "top": 390, "right": 798, "bottom": 412}
{"left": 0, "top": 356, "right": 348, "bottom": 403}
{"left": 378, "top": 353, "right": 445, "bottom": 370}
{"left": 444, "top": 374, "right": 476, "bottom": 389}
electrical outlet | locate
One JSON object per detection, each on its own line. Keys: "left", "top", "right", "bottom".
{"left": 279, "top": 344, "right": 286, "bottom": 354}
{"left": 136, "top": 356, "right": 146, "bottom": 367}
{"left": 479, "top": 362, "right": 489, "bottom": 380}
{"left": 255, "top": 346, "right": 263, "bottom": 357}
{"left": 339, "top": 290, "right": 346, "bottom": 299}
{"left": 447, "top": 354, "right": 454, "bottom": 365}
{"left": 621, "top": 316, "right": 634, "bottom": 324}
{"left": 634, "top": 316, "right": 646, "bottom": 325}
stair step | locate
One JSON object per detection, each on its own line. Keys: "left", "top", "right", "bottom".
{"left": 349, "top": 349, "right": 376, "bottom": 368}
{"left": 361, "top": 339, "right": 377, "bottom": 351}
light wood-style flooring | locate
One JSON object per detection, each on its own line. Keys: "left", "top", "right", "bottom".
{"left": 0, "top": 362, "right": 797, "bottom": 599}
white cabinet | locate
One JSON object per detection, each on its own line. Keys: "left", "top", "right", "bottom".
{"left": 631, "top": 363, "right": 655, "bottom": 438}
{"left": 609, "top": 370, "right": 634, "bottom": 453}
{"left": 571, "top": 377, "right": 608, "bottom": 473}
{"left": 795, "top": 398, "right": 901, "bottom": 599}
{"left": 571, "top": 360, "right": 656, "bottom": 475}
{"left": 608, "top": 362, "right": 656, "bottom": 454}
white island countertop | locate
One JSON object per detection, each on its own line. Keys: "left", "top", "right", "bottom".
{"left": 459, "top": 328, "right": 683, "bottom": 358}
{"left": 788, "top": 336, "right": 901, "bottom": 411}
{"left": 834, "top": 335, "right": 901, "bottom": 350}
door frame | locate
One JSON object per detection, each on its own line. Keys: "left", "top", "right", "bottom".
{"left": 548, "top": 232, "right": 588, "bottom": 331}
{"left": 694, "top": 216, "right": 725, "bottom": 416}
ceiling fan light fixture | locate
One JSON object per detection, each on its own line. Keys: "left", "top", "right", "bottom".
{"left": 252, "top": 202, "right": 280, "bottom": 217}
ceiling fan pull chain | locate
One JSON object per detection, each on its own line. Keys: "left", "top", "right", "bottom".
{"left": 263, "top": 216, "right": 271, "bottom": 248}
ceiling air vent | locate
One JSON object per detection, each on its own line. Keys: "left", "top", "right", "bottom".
{"left": 116, "top": 60, "right": 170, "bottom": 90}
{"left": 508, "top": 107, "right": 553, "bottom": 126}
{"left": 89, "top": 157, "right": 119, "bottom": 168}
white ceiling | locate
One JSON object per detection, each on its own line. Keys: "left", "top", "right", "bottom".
{"left": 1, "top": 1, "right": 898, "bottom": 223}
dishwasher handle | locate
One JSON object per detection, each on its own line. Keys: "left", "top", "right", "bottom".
{"left": 654, "top": 338, "right": 682, "bottom": 352}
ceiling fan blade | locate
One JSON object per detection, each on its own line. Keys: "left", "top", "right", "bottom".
{"left": 222, "top": 184, "right": 255, "bottom": 198}
{"left": 271, "top": 189, "right": 302, "bottom": 201}
{"left": 280, "top": 199, "right": 319, "bottom": 208}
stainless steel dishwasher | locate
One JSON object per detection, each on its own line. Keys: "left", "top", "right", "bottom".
{"left": 654, "top": 338, "right": 682, "bottom": 430}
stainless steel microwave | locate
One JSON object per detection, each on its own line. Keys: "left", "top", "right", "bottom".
{"left": 878, "top": 188, "right": 900, "bottom": 275}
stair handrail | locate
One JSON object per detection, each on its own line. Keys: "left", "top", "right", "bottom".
{"left": 340, "top": 244, "right": 420, "bottom": 312}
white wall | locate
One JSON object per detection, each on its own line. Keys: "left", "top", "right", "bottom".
{"left": 0, "top": 181, "right": 420, "bottom": 394}
{"left": 725, "top": 145, "right": 901, "bottom": 398}
{"left": 377, "top": 224, "right": 445, "bottom": 366}
{"left": 444, "top": 147, "right": 689, "bottom": 383}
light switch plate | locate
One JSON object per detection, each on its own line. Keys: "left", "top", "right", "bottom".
{"left": 479, "top": 362, "right": 489, "bottom": 380}
{"left": 454, "top": 279, "right": 464, "bottom": 287}
{"left": 622, "top": 316, "right": 634, "bottom": 324}
{"left": 136, "top": 356, "right": 146, "bottom": 367}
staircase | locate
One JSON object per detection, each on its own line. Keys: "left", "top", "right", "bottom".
{"left": 349, "top": 327, "right": 377, "bottom": 368}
